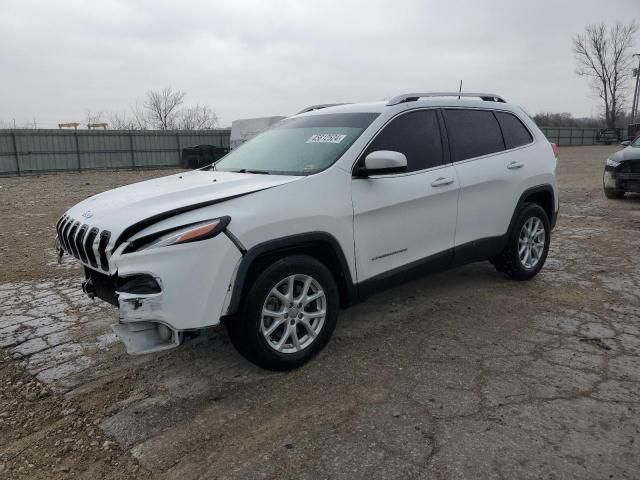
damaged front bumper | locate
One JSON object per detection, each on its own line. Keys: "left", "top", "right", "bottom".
{"left": 82, "top": 269, "right": 180, "bottom": 354}
{"left": 80, "top": 234, "right": 242, "bottom": 354}
{"left": 111, "top": 321, "right": 181, "bottom": 354}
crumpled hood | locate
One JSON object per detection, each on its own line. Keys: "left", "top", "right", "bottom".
{"left": 611, "top": 146, "right": 640, "bottom": 162}
{"left": 64, "top": 169, "right": 300, "bottom": 243}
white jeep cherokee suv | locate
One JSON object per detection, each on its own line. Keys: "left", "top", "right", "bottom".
{"left": 56, "top": 92, "right": 559, "bottom": 370}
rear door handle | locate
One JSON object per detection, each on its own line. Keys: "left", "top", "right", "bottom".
{"left": 431, "top": 177, "right": 454, "bottom": 187}
{"left": 507, "top": 161, "right": 524, "bottom": 170}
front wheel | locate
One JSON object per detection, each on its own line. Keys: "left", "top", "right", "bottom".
{"left": 492, "top": 203, "right": 551, "bottom": 281}
{"left": 226, "top": 255, "right": 339, "bottom": 371}
{"left": 604, "top": 188, "right": 625, "bottom": 199}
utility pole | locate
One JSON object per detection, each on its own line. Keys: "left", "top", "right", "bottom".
{"left": 631, "top": 54, "right": 640, "bottom": 124}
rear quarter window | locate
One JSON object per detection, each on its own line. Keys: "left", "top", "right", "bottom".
{"left": 444, "top": 109, "right": 505, "bottom": 162}
{"left": 495, "top": 111, "right": 533, "bottom": 149}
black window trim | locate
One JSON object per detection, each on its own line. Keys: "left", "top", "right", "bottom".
{"left": 441, "top": 106, "right": 535, "bottom": 166}
{"left": 351, "top": 107, "right": 450, "bottom": 178}
{"left": 493, "top": 109, "right": 535, "bottom": 152}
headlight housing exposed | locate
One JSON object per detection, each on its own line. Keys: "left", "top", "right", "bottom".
{"left": 131, "top": 216, "right": 231, "bottom": 252}
{"left": 606, "top": 157, "right": 621, "bottom": 168}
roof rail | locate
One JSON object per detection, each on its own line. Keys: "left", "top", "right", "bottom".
{"left": 386, "top": 92, "right": 506, "bottom": 106}
{"left": 296, "top": 103, "right": 350, "bottom": 114}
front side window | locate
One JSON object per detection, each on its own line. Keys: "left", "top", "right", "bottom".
{"left": 361, "top": 109, "right": 444, "bottom": 172}
{"left": 495, "top": 111, "right": 533, "bottom": 149}
{"left": 215, "top": 113, "right": 379, "bottom": 175}
{"left": 444, "top": 109, "right": 505, "bottom": 162}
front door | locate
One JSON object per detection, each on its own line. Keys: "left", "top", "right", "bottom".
{"left": 351, "top": 109, "right": 459, "bottom": 283}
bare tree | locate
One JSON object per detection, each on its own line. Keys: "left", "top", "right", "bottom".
{"left": 82, "top": 87, "right": 219, "bottom": 131}
{"left": 573, "top": 21, "right": 638, "bottom": 128}
{"left": 85, "top": 109, "right": 105, "bottom": 127}
{"left": 143, "top": 87, "right": 186, "bottom": 130}
{"left": 106, "top": 111, "right": 138, "bottom": 130}
{"left": 177, "top": 104, "right": 219, "bottom": 130}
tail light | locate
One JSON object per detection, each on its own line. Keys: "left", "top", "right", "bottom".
{"left": 550, "top": 143, "right": 559, "bottom": 158}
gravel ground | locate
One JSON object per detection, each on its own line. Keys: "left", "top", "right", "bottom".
{"left": 1, "top": 146, "right": 639, "bottom": 479}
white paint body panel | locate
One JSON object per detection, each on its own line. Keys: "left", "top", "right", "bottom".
{"left": 452, "top": 108, "right": 558, "bottom": 246}
{"left": 351, "top": 165, "right": 459, "bottom": 281}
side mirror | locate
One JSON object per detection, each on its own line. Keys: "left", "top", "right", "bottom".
{"left": 355, "top": 150, "right": 407, "bottom": 177}
{"left": 620, "top": 140, "right": 631, "bottom": 147}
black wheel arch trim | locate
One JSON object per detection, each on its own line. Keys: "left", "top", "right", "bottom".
{"left": 509, "top": 184, "right": 557, "bottom": 233}
{"left": 226, "top": 231, "right": 357, "bottom": 315}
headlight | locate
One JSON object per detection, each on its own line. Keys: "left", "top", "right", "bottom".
{"left": 135, "top": 216, "right": 231, "bottom": 251}
{"left": 606, "top": 157, "right": 621, "bottom": 168}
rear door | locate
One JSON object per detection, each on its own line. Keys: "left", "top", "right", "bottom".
{"left": 443, "top": 108, "right": 532, "bottom": 250}
{"left": 351, "top": 109, "right": 459, "bottom": 282}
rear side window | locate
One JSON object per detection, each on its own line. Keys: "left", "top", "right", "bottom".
{"left": 495, "top": 112, "right": 533, "bottom": 149}
{"left": 444, "top": 109, "right": 505, "bottom": 162}
{"left": 363, "top": 109, "right": 443, "bottom": 172}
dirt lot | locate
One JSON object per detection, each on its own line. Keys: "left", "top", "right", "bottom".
{"left": 1, "top": 146, "right": 639, "bottom": 479}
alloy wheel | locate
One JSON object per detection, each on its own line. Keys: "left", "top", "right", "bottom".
{"left": 260, "top": 274, "right": 327, "bottom": 354}
{"left": 518, "top": 217, "right": 545, "bottom": 269}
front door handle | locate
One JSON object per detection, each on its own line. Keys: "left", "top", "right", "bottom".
{"left": 431, "top": 177, "right": 454, "bottom": 187}
{"left": 507, "top": 161, "right": 524, "bottom": 170}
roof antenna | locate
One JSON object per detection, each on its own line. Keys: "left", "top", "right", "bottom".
{"left": 458, "top": 80, "right": 463, "bottom": 100}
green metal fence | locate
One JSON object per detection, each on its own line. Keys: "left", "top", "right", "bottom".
{"left": 538, "top": 127, "right": 599, "bottom": 146}
{"left": 0, "top": 129, "right": 231, "bottom": 176}
{"left": 538, "top": 126, "right": 630, "bottom": 146}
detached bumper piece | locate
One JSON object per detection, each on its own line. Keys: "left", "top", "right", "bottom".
{"left": 111, "top": 321, "right": 181, "bottom": 354}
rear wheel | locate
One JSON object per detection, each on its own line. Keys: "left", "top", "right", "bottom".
{"left": 492, "top": 203, "right": 550, "bottom": 281}
{"left": 227, "top": 254, "right": 339, "bottom": 370}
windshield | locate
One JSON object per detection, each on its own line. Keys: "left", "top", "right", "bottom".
{"left": 215, "top": 112, "right": 379, "bottom": 175}
{"left": 632, "top": 136, "right": 640, "bottom": 147}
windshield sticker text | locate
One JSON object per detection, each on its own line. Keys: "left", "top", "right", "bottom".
{"left": 306, "top": 134, "right": 347, "bottom": 144}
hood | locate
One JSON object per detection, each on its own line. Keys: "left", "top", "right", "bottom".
{"left": 611, "top": 146, "right": 640, "bottom": 162}
{"left": 64, "top": 169, "right": 300, "bottom": 243}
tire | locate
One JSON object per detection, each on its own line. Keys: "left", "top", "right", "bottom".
{"left": 604, "top": 188, "right": 625, "bottom": 199}
{"left": 226, "top": 254, "right": 339, "bottom": 371}
{"left": 492, "top": 203, "right": 550, "bottom": 281}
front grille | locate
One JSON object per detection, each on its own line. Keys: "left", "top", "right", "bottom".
{"left": 56, "top": 214, "right": 112, "bottom": 272}
{"left": 619, "top": 161, "right": 640, "bottom": 174}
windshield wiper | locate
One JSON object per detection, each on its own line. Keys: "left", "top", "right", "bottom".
{"left": 231, "top": 168, "right": 271, "bottom": 174}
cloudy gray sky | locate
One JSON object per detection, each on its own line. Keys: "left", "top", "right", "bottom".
{"left": 1, "top": 0, "right": 639, "bottom": 128}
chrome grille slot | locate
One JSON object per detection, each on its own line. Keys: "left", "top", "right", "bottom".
{"left": 85, "top": 228, "right": 99, "bottom": 268}
{"left": 75, "top": 225, "right": 89, "bottom": 263}
{"left": 98, "top": 231, "right": 111, "bottom": 271}
{"left": 55, "top": 215, "right": 66, "bottom": 240}
{"left": 67, "top": 222, "right": 80, "bottom": 258}
{"left": 56, "top": 215, "right": 67, "bottom": 249}
{"left": 60, "top": 217, "right": 74, "bottom": 253}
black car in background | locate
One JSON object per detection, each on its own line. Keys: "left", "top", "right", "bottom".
{"left": 603, "top": 136, "right": 640, "bottom": 198}
{"left": 181, "top": 144, "right": 229, "bottom": 169}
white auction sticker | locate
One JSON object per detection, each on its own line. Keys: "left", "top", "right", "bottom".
{"left": 306, "top": 134, "right": 347, "bottom": 144}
